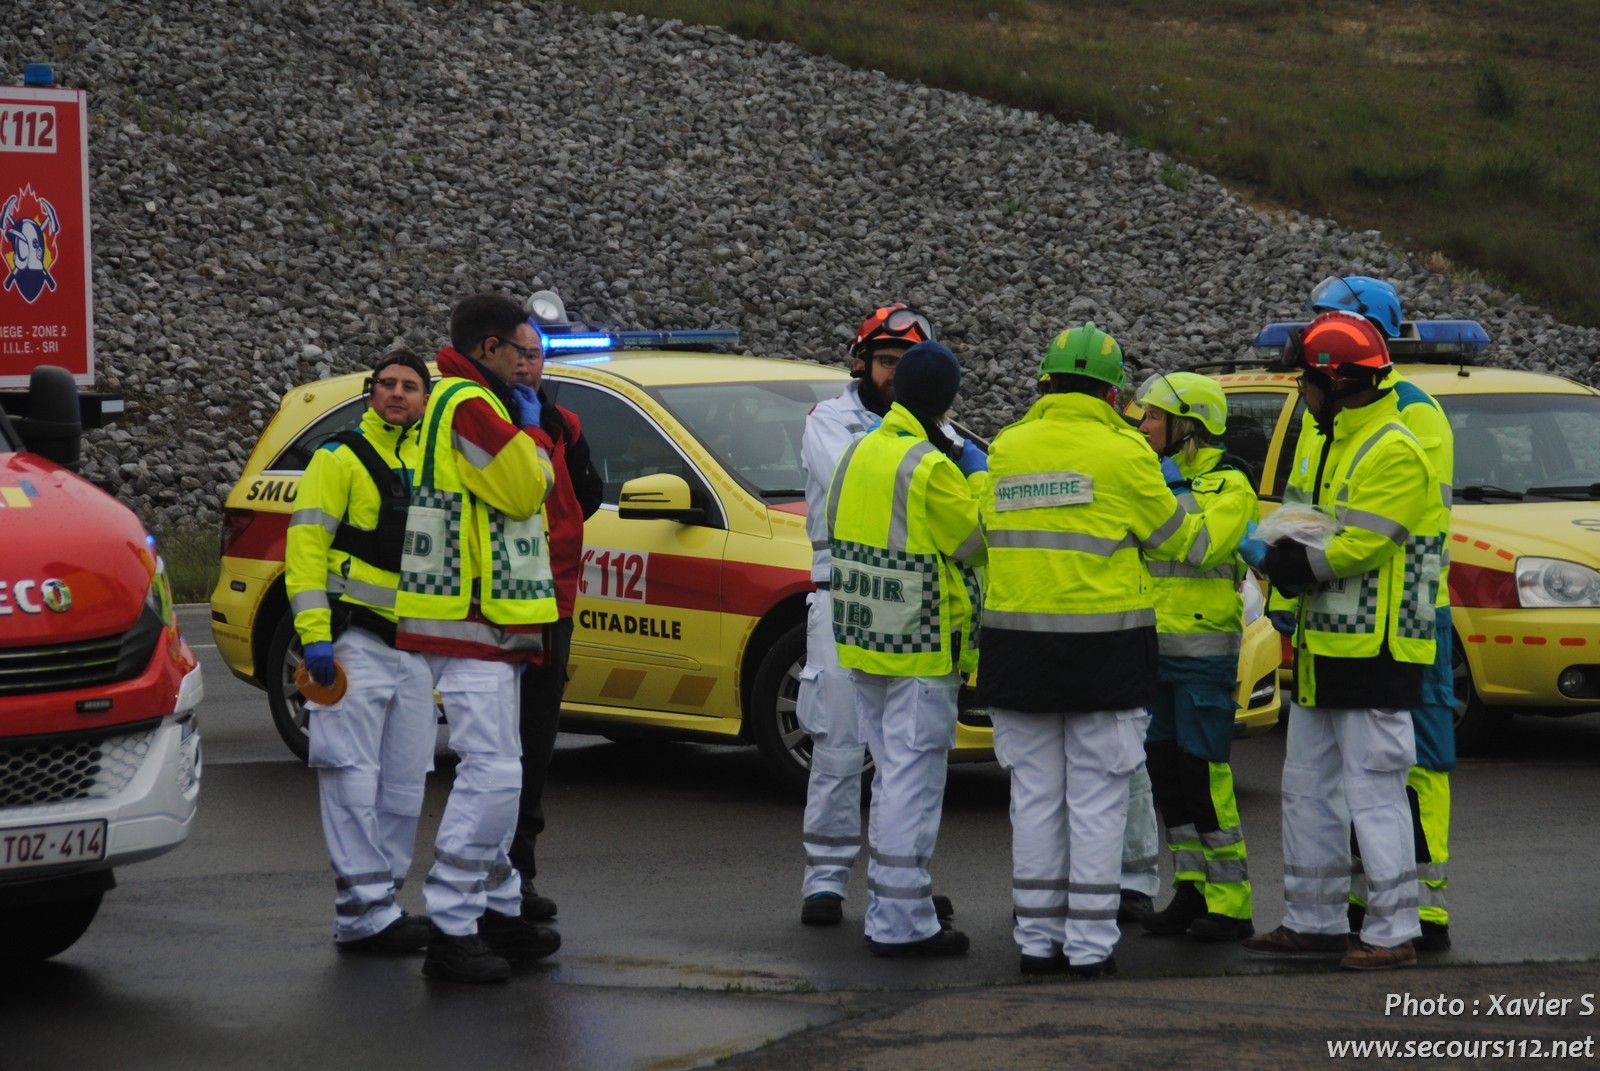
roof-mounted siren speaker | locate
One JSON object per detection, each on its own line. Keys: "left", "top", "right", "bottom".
{"left": 526, "top": 289, "right": 569, "bottom": 326}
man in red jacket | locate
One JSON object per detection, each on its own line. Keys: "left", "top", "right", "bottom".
{"left": 507, "top": 319, "right": 603, "bottom": 921}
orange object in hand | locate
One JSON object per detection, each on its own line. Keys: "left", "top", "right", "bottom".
{"left": 295, "top": 660, "right": 348, "bottom": 705}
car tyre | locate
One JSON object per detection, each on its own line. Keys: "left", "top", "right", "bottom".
{"left": 1453, "top": 633, "right": 1509, "bottom": 755}
{"left": 266, "top": 613, "right": 312, "bottom": 762}
{"left": 0, "top": 892, "right": 102, "bottom": 963}
{"left": 748, "top": 623, "right": 813, "bottom": 796}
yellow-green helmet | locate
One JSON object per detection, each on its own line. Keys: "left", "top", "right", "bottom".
{"left": 1039, "top": 321, "right": 1124, "bottom": 389}
{"left": 1135, "top": 371, "right": 1227, "bottom": 436}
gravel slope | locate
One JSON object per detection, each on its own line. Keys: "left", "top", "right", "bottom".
{"left": 5, "top": 0, "right": 1597, "bottom": 529}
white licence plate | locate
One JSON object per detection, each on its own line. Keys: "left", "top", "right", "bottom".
{"left": 0, "top": 819, "right": 107, "bottom": 871}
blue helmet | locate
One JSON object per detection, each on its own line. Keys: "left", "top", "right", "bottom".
{"left": 1307, "top": 275, "right": 1403, "bottom": 339}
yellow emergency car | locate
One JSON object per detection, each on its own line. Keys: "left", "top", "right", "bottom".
{"left": 212, "top": 336, "right": 1280, "bottom": 790}
{"left": 1213, "top": 320, "right": 1600, "bottom": 751}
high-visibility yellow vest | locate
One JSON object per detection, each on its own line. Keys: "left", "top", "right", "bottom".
{"left": 1288, "top": 393, "right": 1444, "bottom": 699}
{"left": 1150, "top": 446, "right": 1259, "bottom": 658}
{"left": 826, "top": 403, "right": 985, "bottom": 677}
{"left": 396, "top": 378, "right": 557, "bottom": 630}
{"left": 286, "top": 407, "right": 417, "bottom": 645}
{"left": 981, "top": 392, "right": 1206, "bottom": 635}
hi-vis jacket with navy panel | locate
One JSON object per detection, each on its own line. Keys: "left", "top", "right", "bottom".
{"left": 1276, "top": 389, "right": 1445, "bottom": 708}
{"left": 826, "top": 403, "right": 986, "bottom": 677}
{"left": 977, "top": 391, "right": 1208, "bottom": 714}
{"left": 394, "top": 347, "right": 558, "bottom": 662}
{"left": 1150, "top": 445, "right": 1259, "bottom": 659}
{"left": 287, "top": 406, "right": 418, "bottom": 646}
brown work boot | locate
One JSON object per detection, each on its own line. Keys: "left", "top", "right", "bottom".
{"left": 1242, "top": 925, "right": 1348, "bottom": 959}
{"left": 1341, "top": 939, "right": 1418, "bottom": 971}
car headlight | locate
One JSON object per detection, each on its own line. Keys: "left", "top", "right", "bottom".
{"left": 1515, "top": 557, "right": 1600, "bottom": 608}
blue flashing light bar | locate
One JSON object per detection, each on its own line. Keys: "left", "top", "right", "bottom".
{"left": 532, "top": 322, "right": 742, "bottom": 355}
{"left": 615, "top": 329, "right": 740, "bottom": 348}
{"left": 1254, "top": 319, "right": 1491, "bottom": 353}
{"left": 541, "top": 331, "right": 616, "bottom": 352}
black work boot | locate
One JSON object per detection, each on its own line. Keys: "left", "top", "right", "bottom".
{"left": 932, "top": 894, "right": 955, "bottom": 922}
{"left": 479, "top": 909, "right": 561, "bottom": 964}
{"left": 336, "top": 912, "right": 431, "bottom": 955}
{"left": 868, "top": 928, "right": 971, "bottom": 957}
{"left": 801, "top": 892, "right": 844, "bottom": 926}
{"left": 1117, "top": 890, "right": 1154, "bottom": 924}
{"left": 1415, "top": 921, "right": 1451, "bottom": 952}
{"left": 1348, "top": 903, "right": 1366, "bottom": 937}
{"left": 422, "top": 925, "right": 512, "bottom": 983}
{"left": 520, "top": 882, "right": 558, "bottom": 922}
{"left": 1141, "top": 882, "right": 1206, "bottom": 936}
{"left": 1188, "top": 913, "right": 1255, "bottom": 942}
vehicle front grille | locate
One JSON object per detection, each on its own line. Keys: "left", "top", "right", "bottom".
{"left": 0, "top": 727, "right": 155, "bottom": 808}
{"left": 0, "top": 605, "right": 163, "bottom": 697}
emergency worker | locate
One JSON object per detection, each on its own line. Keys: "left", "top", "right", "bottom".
{"left": 507, "top": 310, "right": 603, "bottom": 923}
{"left": 396, "top": 293, "right": 562, "bottom": 983}
{"left": 797, "top": 304, "right": 953, "bottom": 928}
{"left": 1132, "top": 372, "right": 1259, "bottom": 942}
{"left": 1239, "top": 310, "right": 1444, "bottom": 971}
{"left": 979, "top": 323, "right": 1209, "bottom": 978}
{"left": 826, "top": 340, "right": 987, "bottom": 956}
{"left": 287, "top": 350, "right": 435, "bottom": 954}
{"left": 1304, "top": 276, "right": 1456, "bottom": 951}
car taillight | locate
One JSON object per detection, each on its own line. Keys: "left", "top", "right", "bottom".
{"left": 220, "top": 508, "right": 253, "bottom": 558}
{"left": 1448, "top": 561, "right": 1518, "bottom": 609}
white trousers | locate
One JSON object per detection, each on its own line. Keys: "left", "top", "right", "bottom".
{"left": 420, "top": 655, "right": 524, "bottom": 936}
{"left": 854, "top": 669, "right": 959, "bottom": 945}
{"left": 1121, "top": 763, "right": 1161, "bottom": 897}
{"left": 1281, "top": 703, "right": 1421, "bottom": 948}
{"left": 992, "top": 707, "right": 1150, "bottom": 964}
{"left": 306, "top": 627, "right": 436, "bottom": 941}
{"left": 798, "top": 590, "right": 865, "bottom": 898}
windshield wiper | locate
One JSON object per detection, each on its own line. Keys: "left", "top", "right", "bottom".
{"left": 1454, "top": 484, "right": 1524, "bottom": 501}
{"left": 758, "top": 489, "right": 806, "bottom": 499}
{"left": 1523, "top": 483, "right": 1600, "bottom": 500}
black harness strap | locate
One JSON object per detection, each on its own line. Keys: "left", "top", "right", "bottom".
{"left": 327, "top": 430, "right": 409, "bottom": 572}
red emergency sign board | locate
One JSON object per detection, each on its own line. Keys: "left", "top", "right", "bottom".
{"left": 0, "top": 85, "right": 94, "bottom": 388}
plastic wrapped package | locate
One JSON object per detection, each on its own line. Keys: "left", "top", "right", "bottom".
{"left": 1255, "top": 504, "right": 1339, "bottom": 549}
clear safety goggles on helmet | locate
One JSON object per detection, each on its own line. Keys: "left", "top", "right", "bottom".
{"left": 1307, "top": 276, "right": 1371, "bottom": 316}
{"left": 854, "top": 306, "right": 935, "bottom": 353}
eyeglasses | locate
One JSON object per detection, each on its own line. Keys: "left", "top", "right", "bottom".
{"left": 494, "top": 337, "right": 542, "bottom": 363}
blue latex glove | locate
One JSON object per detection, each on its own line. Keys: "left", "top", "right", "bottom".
{"left": 302, "top": 641, "right": 337, "bottom": 687}
{"left": 1268, "top": 610, "right": 1296, "bottom": 636}
{"left": 865, "top": 416, "right": 882, "bottom": 432}
{"left": 956, "top": 439, "right": 988, "bottom": 476}
{"left": 512, "top": 384, "right": 543, "bottom": 428}
{"left": 1237, "top": 535, "right": 1269, "bottom": 569}
{"left": 1159, "top": 456, "right": 1183, "bottom": 486}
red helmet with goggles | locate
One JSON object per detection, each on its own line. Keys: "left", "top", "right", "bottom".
{"left": 850, "top": 304, "right": 935, "bottom": 365}
{"left": 1296, "top": 310, "right": 1391, "bottom": 384}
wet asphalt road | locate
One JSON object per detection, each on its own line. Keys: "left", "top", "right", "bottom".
{"left": 3, "top": 606, "right": 1598, "bottom": 1069}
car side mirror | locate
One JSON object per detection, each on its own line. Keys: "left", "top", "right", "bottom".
{"left": 18, "top": 365, "right": 84, "bottom": 471}
{"left": 617, "top": 472, "right": 705, "bottom": 525}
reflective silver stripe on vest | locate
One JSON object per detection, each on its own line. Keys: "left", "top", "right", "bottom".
{"left": 983, "top": 607, "right": 1155, "bottom": 633}
{"left": 1157, "top": 631, "right": 1241, "bottom": 657}
{"left": 398, "top": 616, "right": 543, "bottom": 653}
{"left": 824, "top": 436, "right": 867, "bottom": 540}
{"left": 1143, "top": 502, "right": 1187, "bottom": 550}
{"left": 1184, "top": 525, "right": 1213, "bottom": 567}
{"left": 988, "top": 529, "right": 1137, "bottom": 556}
{"left": 952, "top": 525, "right": 985, "bottom": 564}
{"left": 291, "top": 589, "right": 330, "bottom": 615}
{"left": 1439, "top": 482, "right": 1452, "bottom": 508}
{"left": 1147, "top": 560, "right": 1233, "bottom": 580}
{"left": 1308, "top": 543, "right": 1336, "bottom": 584}
{"left": 291, "top": 507, "right": 342, "bottom": 534}
{"left": 1175, "top": 491, "right": 1199, "bottom": 515}
{"left": 888, "top": 442, "right": 936, "bottom": 552}
{"left": 1282, "top": 485, "right": 1309, "bottom": 505}
{"left": 334, "top": 869, "right": 392, "bottom": 891}
{"left": 868, "top": 879, "right": 933, "bottom": 900}
{"left": 1012, "top": 877, "right": 1072, "bottom": 891}
{"left": 870, "top": 848, "right": 930, "bottom": 868}
{"left": 1338, "top": 506, "right": 1411, "bottom": 545}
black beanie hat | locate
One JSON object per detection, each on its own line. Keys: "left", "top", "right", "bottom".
{"left": 371, "top": 348, "right": 432, "bottom": 393}
{"left": 893, "top": 341, "right": 961, "bottom": 417}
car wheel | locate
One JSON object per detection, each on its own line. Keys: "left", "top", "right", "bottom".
{"left": 0, "top": 892, "right": 102, "bottom": 963}
{"left": 266, "top": 613, "right": 311, "bottom": 762}
{"left": 748, "top": 623, "right": 813, "bottom": 795}
{"left": 1452, "top": 633, "right": 1509, "bottom": 755}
